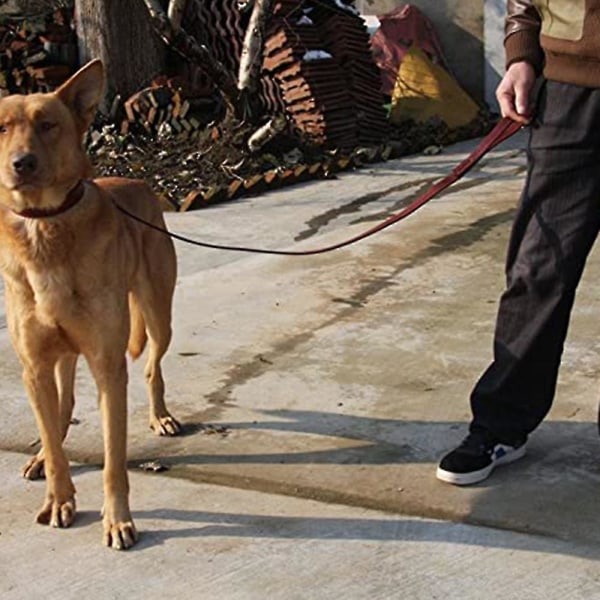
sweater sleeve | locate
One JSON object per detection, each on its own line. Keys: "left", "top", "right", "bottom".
{"left": 504, "top": 1, "right": 544, "bottom": 73}
{"left": 505, "top": 30, "right": 544, "bottom": 73}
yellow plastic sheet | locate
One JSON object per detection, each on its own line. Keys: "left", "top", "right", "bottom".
{"left": 390, "top": 46, "right": 480, "bottom": 129}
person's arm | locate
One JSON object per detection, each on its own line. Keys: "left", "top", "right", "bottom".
{"left": 496, "top": 0, "right": 542, "bottom": 123}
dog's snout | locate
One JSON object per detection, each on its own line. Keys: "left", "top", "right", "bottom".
{"left": 12, "top": 152, "right": 38, "bottom": 176}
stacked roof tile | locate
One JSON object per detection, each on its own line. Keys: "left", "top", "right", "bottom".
{"left": 265, "top": 1, "right": 388, "bottom": 148}
{"left": 184, "top": 0, "right": 387, "bottom": 149}
{"left": 183, "top": 0, "right": 285, "bottom": 115}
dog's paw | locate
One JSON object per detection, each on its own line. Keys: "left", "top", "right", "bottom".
{"left": 103, "top": 519, "right": 138, "bottom": 550}
{"left": 150, "top": 413, "right": 181, "bottom": 436}
{"left": 36, "top": 496, "right": 76, "bottom": 528}
{"left": 22, "top": 455, "right": 45, "bottom": 480}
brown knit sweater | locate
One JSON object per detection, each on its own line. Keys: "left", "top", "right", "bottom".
{"left": 505, "top": 0, "right": 600, "bottom": 87}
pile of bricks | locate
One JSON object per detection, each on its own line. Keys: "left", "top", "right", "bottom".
{"left": 0, "top": 7, "right": 76, "bottom": 96}
{"left": 121, "top": 78, "right": 207, "bottom": 138}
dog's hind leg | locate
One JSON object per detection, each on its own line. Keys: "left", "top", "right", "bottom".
{"left": 23, "top": 354, "right": 78, "bottom": 480}
{"left": 138, "top": 289, "right": 181, "bottom": 436}
{"left": 132, "top": 253, "right": 181, "bottom": 435}
{"left": 145, "top": 331, "right": 181, "bottom": 436}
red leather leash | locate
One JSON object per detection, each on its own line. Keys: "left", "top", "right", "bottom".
{"left": 115, "top": 117, "right": 524, "bottom": 256}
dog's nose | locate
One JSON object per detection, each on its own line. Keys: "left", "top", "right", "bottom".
{"left": 12, "top": 152, "right": 38, "bottom": 176}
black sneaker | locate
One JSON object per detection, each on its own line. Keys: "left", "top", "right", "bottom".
{"left": 436, "top": 429, "right": 526, "bottom": 485}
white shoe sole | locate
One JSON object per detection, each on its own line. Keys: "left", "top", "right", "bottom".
{"left": 436, "top": 444, "right": 527, "bottom": 486}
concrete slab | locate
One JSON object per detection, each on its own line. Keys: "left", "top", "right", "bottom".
{"left": 2, "top": 450, "right": 600, "bottom": 600}
{"left": 2, "top": 130, "right": 600, "bottom": 551}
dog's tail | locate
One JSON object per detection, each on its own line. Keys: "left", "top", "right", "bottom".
{"left": 128, "top": 293, "right": 147, "bottom": 359}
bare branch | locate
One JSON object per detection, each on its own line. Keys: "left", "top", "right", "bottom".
{"left": 140, "top": 0, "right": 238, "bottom": 113}
{"left": 167, "top": 0, "right": 187, "bottom": 32}
{"left": 238, "top": 0, "right": 273, "bottom": 94}
{"left": 247, "top": 115, "right": 287, "bottom": 152}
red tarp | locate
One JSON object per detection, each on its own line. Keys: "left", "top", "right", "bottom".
{"left": 371, "top": 4, "right": 449, "bottom": 96}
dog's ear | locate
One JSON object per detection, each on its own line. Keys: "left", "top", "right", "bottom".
{"left": 55, "top": 59, "right": 105, "bottom": 132}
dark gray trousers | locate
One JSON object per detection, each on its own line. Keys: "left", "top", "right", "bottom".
{"left": 470, "top": 80, "right": 600, "bottom": 445}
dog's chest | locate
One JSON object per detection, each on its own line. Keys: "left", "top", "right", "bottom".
{"left": 0, "top": 221, "right": 83, "bottom": 321}
{"left": 28, "top": 268, "right": 79, "bottom": 314}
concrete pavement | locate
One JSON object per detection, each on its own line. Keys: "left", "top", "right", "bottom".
{"left": 2, "top": 449, "right": 600, "bottom": 600}
{"left": 3, "top": 129, "right": 600, "bottom": 597}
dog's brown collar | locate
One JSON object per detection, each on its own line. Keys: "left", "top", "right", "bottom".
{"left": 15, "top": 180, "right": 86, "bottom": 219}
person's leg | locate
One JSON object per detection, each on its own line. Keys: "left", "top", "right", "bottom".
{"left": 438, "top": 81, "right": 600, "bottom": 485}
{"left": 471, "top": 81, "right": 600, "bottom": 444}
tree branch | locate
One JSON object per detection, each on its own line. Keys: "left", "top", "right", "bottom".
{"left": 238, "top": 0, "right": 273, "bottom": 93}
{"left": 167, "top": 0, "right": 186, "bottom": 32}
{"left": 140, "top": 0, "right": 238, "bottom": 113}
{"left": 237, "top": 0, "right": 274, "bottom": 121}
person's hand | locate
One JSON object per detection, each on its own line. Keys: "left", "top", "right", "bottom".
{"left": 496, "top": 61, "right": 536, "bottom": 124}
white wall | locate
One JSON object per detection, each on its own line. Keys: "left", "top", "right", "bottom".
{"left": 484, "top": 0, "right": 506, "bottom": 111}
{"left": 357, "top": 0, "right": 507, "bottom": 110}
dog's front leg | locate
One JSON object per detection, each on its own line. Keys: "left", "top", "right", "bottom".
{"left": 22, "top": 364, "right": 76, "bottom": 528}
{"left": 23, "top": 354, "right": 78, "bottom": 480}
{"left": 88, "top": 354, "right": 138, "bottom": 550}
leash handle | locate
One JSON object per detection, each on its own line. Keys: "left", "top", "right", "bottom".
{"left": 115, "top": 118, "right": 523, "bottom": 256}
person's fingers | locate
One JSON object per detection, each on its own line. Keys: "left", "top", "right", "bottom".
{"left": 496, "top": 88, "right": 520, "bottom": 121}
{"left": 495, "top": 61, "right": 536, "bottom": 124}
{"left": 497, "top": 84, "right": 530, "bottom": 124}
{"left": 514, "top": 80, "right": 531, "bottom": 118}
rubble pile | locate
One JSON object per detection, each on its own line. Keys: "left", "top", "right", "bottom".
{"left": 0, "top": 5, "right": 76, "bottom": 96}
{"left": 89, "top": 110, "right": 493, "bottom": 212}
{"left": 89, "top": 115, "right": 393, "bottom": 212}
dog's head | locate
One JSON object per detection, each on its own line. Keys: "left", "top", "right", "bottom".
{"left": 0, "top": 60, "right": 104, "bottom": 214}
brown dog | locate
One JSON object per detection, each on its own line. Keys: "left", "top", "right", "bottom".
{"left": 0, "top": 60, "right": 181, "bottom": 549}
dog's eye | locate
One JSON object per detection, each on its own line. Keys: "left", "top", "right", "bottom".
{"left": 0, "top": 124, "right": 7, "bottom": 134}
{"left": 39, "top": 121, "right": 57, "bottom": 132}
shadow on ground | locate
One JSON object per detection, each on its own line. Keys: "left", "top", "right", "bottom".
{"left": 111, "top": 408, "right": 600, "bottom": 552}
